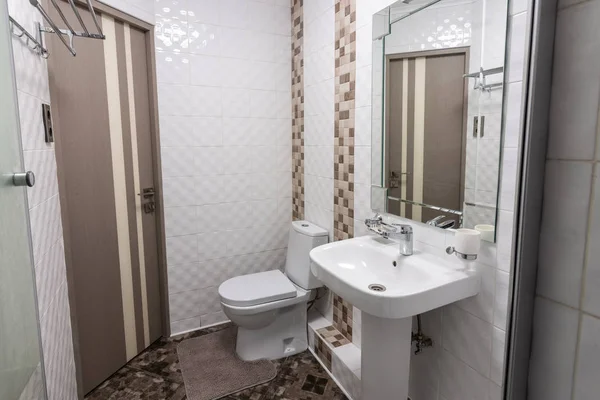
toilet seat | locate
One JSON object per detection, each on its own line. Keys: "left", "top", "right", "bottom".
{"left": 219, "top": 270, "right": 310, "bottom": 317}
{"left": 219, "top": 270, "right": 297, "bottom": 307}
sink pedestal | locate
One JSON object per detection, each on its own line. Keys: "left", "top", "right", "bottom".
{"left": 362, "top": 313, "right": 412, "bottom": 399}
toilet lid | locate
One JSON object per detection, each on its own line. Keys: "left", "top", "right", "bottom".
{"left": 219, "top": 270, "right": 297, "bottom": 307}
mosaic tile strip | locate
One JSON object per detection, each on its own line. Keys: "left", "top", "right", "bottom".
{"left": 314, "top": 333, "right": 333, "bottom": 371}
{"left": 333, "top": 0, "right": 357, "bottom": 241}
{"left": 332, "top": 294, "right": 354, "bottom": 341}
{"left": 292, "top": 0, "right": 305, "bottom": 220}
{"left": 332, "top": 0, "right": 357, "bottom": 343}
{"left": 317, "top": 325, "right": 352, "bottom": 348}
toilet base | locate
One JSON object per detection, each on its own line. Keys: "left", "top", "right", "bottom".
{"left": 235, "top": 302, "right": 308, "bottom": 361}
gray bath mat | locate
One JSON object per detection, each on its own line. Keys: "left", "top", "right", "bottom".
{"left": 177, "top": 328, "right": 276, "bottom": 400}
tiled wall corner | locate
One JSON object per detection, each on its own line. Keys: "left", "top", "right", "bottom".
{"left": 8, "top": 0, "right": 78, "bottom": 398}
{"left": 155, "top": 0, "right": 293, "bottom": 335}
{"left": 528, "top": 1, "right": 600, "bottom": 399}
{"left": 292, "top": 0, "right": 305, "bottom": 220}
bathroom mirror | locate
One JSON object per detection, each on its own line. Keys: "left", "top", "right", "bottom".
{"left": 371, "top": 0, "right": 508, "bottom": 241}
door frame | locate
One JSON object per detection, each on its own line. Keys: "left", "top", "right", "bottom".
{"left": 46, "top": 2, "right": 169, "bottom": 396}
{"left": 383, "top": 47, "right": 470, "bottom": 219}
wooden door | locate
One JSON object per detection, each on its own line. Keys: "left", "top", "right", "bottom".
{"left": 46, "top": 2, "right": 163, "bottom": 393}
{"left": 386, "top": 51, "right": 467, "bottom": 225}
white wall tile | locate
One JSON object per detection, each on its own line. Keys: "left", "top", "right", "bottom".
{"left": 442, "top": 305, "right": 493, "bottom": 378}
{"left": 161, "top": 0, "right": 293, "bottom": 330}
{"left": 573, "top": 314, "right": 600, "bottom": 400}
{"left": 457, "top": 264, "right": 496, "bottom": 323}
{"left": 490, "top": 327, "right": 506, "bottom": 386}
{"left": 494, "top": 270, "right": 510, "bottom": 330}
{"left": 548, "top": 1, "right": 600, "bottom": 161}
{"left": 537, "top": 161, "right": 592, "bottom": 307}
{"left": 439, "top": 349, "right": 490, "bottom": 400}
{"left": 528, "top": 297, "right": 579, "bottom": 400}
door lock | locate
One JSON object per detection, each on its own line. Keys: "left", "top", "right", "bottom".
{"left": 138, "top": 187, "right": 156, "bottom": 214}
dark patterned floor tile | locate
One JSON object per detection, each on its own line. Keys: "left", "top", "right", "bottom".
{"left": 86, "top": 323, "right": 348, "bottom": 400}
{"left": 85, "top": 366, "right": 185, "bottom": 400}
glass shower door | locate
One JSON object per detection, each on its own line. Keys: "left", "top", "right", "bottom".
{"left": 0, "top": 0, "right": 47, "bottom": 398}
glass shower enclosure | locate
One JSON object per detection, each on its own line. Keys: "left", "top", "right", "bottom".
{"left": 0, "top": 0, "right": 47, "bottom": 398}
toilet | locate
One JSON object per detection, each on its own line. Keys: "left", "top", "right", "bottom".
{"left": 218, "top": 221, "right": 328, "bottom": 361}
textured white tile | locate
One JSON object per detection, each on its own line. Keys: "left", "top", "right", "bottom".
{"left": 495, "top": 210, "right": 514, "bottom": 272}
{"left": 439, "top": 349, "right": 490, "bottom": 400}
{"left": 39, "top": 283, "right": 77, "bottom": 400}
{"left": 187, "top": 22, "right": 222, "bottom": 56}
{"left": 198, "top": 231, "right": 229, "bottom": 261}
{"left": 332, "top": 351, "right": 362, "bottom": 400}
{"left": 506, "top": 11, "right": 528, "bottom": 83}
{"left": 573, "top": 314, "right": 600, "bottom": 400}
{"left": 164, "top": 207, "right": 198, "bottom": 237}
{"left": 156, "top": 51, "right": 190, "bottom": 85}
{"left": 491, "top": 327, "right": 506, "bottom": 386}
{"left": 166, "top": 235, "right": 199, "bottom": 266}
{"left": 537, "top": 161, "right": 592, "bottom": 307}
{"left": 29, "top": 195, "right": 63, "bottom": 262}
{"left": 189, "top": 54, "right": 222, "bottom": 87}
{"left": 494, "top": 270, "right": 510, "bottom": 330}
{"left": 23, "top": 150, "right": 59, "bottom": 209}
{"left": 548, "top": 1, "right": 600, "bottom": 161}
{"left": 456, "top": 264, "right": 495, "bottom": 323}
{"left": 201, "top": 311, "right": 229, "bottom": 327}
{"left": 34, "top": 240, "right": 66, "bottom": 319}
{"left": 529, "top": 297, "right": 579, "bottom": 400}
{"left": 187, "top": 0, "right": 220, "bottom": 24}
{"left": 169, "top": 286, "right": 221, "bottom": 321}
{"left": 170, "top": 316, "right": 202, "bottom": 336}
{"left": 442, "top": 305, "right": 493, "bottom": 377}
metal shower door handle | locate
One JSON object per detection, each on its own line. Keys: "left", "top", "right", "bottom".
{"left": 13, "top": 171, "right": 35, "bottom": 187}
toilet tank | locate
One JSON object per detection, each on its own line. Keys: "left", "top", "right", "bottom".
{"left": 285, "top": 221, "right": 328, "bottom": 290}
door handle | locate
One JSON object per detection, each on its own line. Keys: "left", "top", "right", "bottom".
{"left": 13, "top": 171, "right": 35, "bottom": 187}
{"left": 137, "top": 188, "right": 155, "bottom": 199}
{"left": 138, "top": 187, "right": 156, "bottom": 214}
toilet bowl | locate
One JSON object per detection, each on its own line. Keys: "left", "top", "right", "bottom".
{"left": 218, "top": 221, "right": 328, "bottom": 361}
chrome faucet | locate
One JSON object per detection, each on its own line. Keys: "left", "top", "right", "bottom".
{"left": 364, "top": 213, "right": 414, "bottom": 256}
{"left": 388, "top": 223, "right": 414, "bottom": 256}
{"left": 426, "top": 215, "right": 456, "bottom": 229}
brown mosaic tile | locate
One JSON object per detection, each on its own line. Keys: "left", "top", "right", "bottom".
{"left": 332, "top": 294, "right": 354, "bottom": 341}
{"left": 314, "top": 333, "right": 333, "bottom": 371}
{"left": 316, "top": 325, "right": 351, "bottom": 348}
{"left": 331, "top": 0, "right": 357, "bottom": 343}
{"left": 292, "top": 0, "right": 305, "bottom": 221}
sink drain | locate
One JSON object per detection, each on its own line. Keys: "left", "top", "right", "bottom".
{"left": 368, "top": 284, "right": 386, "bottom": 292}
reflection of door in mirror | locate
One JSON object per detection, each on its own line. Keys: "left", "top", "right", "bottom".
{"left": 385, "top": 49, "right": 468, "bottom": 227}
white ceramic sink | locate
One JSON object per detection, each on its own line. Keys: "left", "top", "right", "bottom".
{"left": 309, "top": 235, "right": 481, "bottom": 399}
{"left": 309, "top": 235, "right": 480, "bottom": 319}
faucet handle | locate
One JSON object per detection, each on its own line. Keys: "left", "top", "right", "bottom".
{"left": 364, "top": 213, "right": 383, "bottom": 226}
{"left": 390, "top": 223, "right": 412, "bottom": 234}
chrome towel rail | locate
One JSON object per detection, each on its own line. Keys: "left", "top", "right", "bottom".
{"left": 9, "top": 16, "right": 48, "bottom": 58}
{"left": 9, "top": 0, "right": 105, "bottom": 58}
